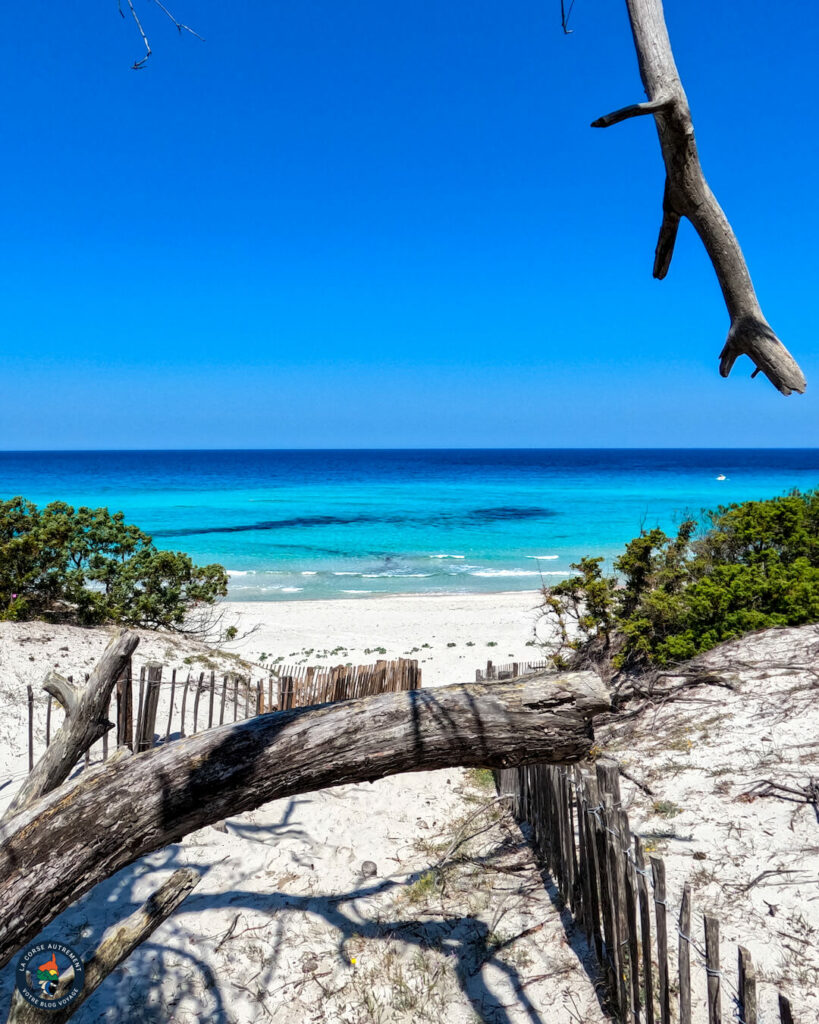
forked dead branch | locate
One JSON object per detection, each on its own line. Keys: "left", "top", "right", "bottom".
{"left": 594, "top": 0, "right": 806, "bottom": 395}
{"left": 117, "top": 0, "right": 806, "bottom": 394}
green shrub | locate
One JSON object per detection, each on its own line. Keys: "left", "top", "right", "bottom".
{"left": 0, "top": 497, "right": 228, "bottom": 629}
{"left": 541, "top": 490, "right": 819, "bottom": 673}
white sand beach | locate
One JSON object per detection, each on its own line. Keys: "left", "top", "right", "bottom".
{"left": 227, "top": 591, "right": 547, "bottom": 685}
{"left": 1, "top": 595, "right": 817, "bottom": 1022}
{"left": 0, "top": 591, "right": 609, "bottom": 1023}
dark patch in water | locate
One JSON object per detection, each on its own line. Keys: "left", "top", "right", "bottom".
{"left": 154, "top": 506, "right": 557, "bottom": 539}
{"left": 154, "top": 514, "right": 384, "bottom": 537}
{"left": 463, "top": 506, "right": 557, "bottom": 523}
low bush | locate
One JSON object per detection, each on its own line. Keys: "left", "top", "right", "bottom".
{"left": 0, "top": 497, "right": 228, "bottom": 629}
{"left": 541, "top": 490, "right": 819, "bottom": 673}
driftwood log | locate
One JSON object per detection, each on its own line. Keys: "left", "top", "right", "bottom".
{"left": 6, "top": 867, "right": 200, "bottom": 1024}
{"left": 0, "top": 670, "right": 608, "bottom": 967}
{"left": 594, "top": 0, "right": 806, "bottom": 395}
{"left": 1, "top": 631, "right": 139, "bottom": 822}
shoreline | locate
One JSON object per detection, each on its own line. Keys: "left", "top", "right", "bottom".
{"left": 222, "top": 585, "right": 544, "bottom": 604}
{"left": 224, "top": 590, "right": 547, "bottom": 687}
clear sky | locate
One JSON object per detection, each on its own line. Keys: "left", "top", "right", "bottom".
{"left": 1, "top": 1, "right": 816, "bottom": 448}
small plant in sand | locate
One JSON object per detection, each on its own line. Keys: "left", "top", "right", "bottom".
{"left": 405, "top": 871, "right": 439, "bottom": 905}
{"left": 464, "top": 768, "right": 495, "bottom": 791}
{"left": 652, "top": 800, "right": 682, "bottom": 818}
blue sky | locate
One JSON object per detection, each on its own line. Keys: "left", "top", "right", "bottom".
{"left": 1, "top": 0, "right": 817, "bottom": 448}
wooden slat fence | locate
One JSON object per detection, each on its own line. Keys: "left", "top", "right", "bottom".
{"left": 496, "top": 760, "right": 798, "bottom": 1023}
{"left": 476, "top": 658, "right": 550, "bottom": 682}
{"left": 18, "top": 656, "right": 420, "bottom": 777}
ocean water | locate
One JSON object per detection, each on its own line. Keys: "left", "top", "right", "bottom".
{"left": 0, "top": 449, "right": 817, "bottom": 601}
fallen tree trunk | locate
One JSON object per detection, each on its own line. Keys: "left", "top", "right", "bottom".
{"left": 2, "top": 631, "right": 139, "bottom": 822}
{"left": 6, "top": 867, "right": 200, "bottom": 1024}
{"left": 593, "top": 0, "right": 806, "bottom": 395}
{"left": 0, "top": 671, "right": 607, "bottom": 967}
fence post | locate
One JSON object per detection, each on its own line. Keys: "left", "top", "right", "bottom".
{"left": 192, "top": 672, "right": 204, "bottom": 733}
{"left": 219, "top": 675, "right": 228, "bottom": 725}
{"left": 573, "top": 767, "right": 593, "bottom": 938}
{"left": 136, "top": 663, "right": 162, "bottom": 752}
{"left": 27, "top": 686, "right": 34, "bottom": 773}
{"left": 737, "top": 946, "right": 757, "bottom": 1024}
{"left": 135, "top": 666, "right": 145, "bottom": 747}
{"left": 179, "top": 672, "right": 191, "bottom": 739}
{"left": 605, "top": 793, "right": 629, "bottom": 1017}
{"left": 116, "top": 659, "right": 134, "bottom": 751}
{"left": 83, "top": 673, "right": 91, "bottom": 770}
{"left": 206, "top": 671, "right": 215, "bottom": 729}
{"left": 635, "top": 836, "right": 655, "bottom": 1024}
{"left": 678, "top": 884, "right": 692, "bottom": 1024}
{"left": 597, "top": 763, "right": 628, "bottom": 1017}
{"left": 164, "top": 669, "right": 177, "bottom": 742}
{"left": 581, "top": 772, "right": 605, "bottom": 964}
{"left": 590, "top": 778, "right": 617, "bottom": 999}
{"left": 619, "top": 809, "right": 642, "bottom": 1020}
{"left": 778, "top": 994, "right": 794, "bottom": 1024}
{"left": 650, "top": 857, "right": 671, "bottom": 1024}
{"left": 279, "top": 675, "right": 294, "bottom": 711}
{"left": 704, "top": 916, "right": 721, "bottom": 1024}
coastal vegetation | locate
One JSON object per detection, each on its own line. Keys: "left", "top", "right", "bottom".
{"left": 0, "top": 497, "right": 228, "bottom": 629}
{"left": 541, "top": 489, "right": 819, "bottom": 673}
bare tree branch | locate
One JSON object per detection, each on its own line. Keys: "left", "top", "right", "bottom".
{"left": 1, "top": 631, "right": 139, "bottom": 822}
{"left": 593, "top": 0, "right": 806, "bottom": 395}
{"left": 6, "top": 868, "right": 200, "bottom": 1024}
{"left": 119, "top": 0, "right": 203, "bottom": 70}
{"left": 560, "top": 0, "right": 577, "bottom": 35}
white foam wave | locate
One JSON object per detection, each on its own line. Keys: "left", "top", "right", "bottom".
{"left": 227, "top": 569, "right": 252, "bottom": 577}
{"left": 301, "top": 571, "right": 318, "bottom": 576}
{"left": 341, "top": 589, "right": 373, "bottom": 594}
{"left": 362, "top": 573, "right": 433, "bottom": 579}
{"left": 280, "top": 587, "right": 303, "bottom": 593}
{"left": 526, "top": 555, "right": 559, "bottom": 560}
{"left": 333, "top": 572, "right": 358, "bottom": 576}
{"left": 430, "top": 554, "right": 465, "bottom": 559}
{"left": 469, "top": 569, "right": 541, "bottom": 578}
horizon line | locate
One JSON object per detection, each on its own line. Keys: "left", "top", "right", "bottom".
{"left": 1, "top": 446, "right": 819, "bottom": 455}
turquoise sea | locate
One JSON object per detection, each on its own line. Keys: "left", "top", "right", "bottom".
{"left": 0, "top": 449, "right": 817, "bottom": 601}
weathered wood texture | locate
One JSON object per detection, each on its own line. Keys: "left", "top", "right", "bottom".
{"left": 476, "top": 659, "right": 549, "bottom": 682}
{"left": 6, "top": 868, "right": 200, "bottom": 1024}
{"left": 2, "top": 632, "right": 139, "bottom": 822}
{"left": 22, "top": 656, "right": 422, "bottom": 777}
{"left": 0, "top": 670, "right": 607, "bottom": 968}
{"left": 593, "top": 0, "right": 806, "bottom": 395}
{"left": 497, "top": 758, "right": 799, "bottom": 1022}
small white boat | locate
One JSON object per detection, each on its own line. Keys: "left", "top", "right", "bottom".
{"left": 716, "top": 474, "right": 727, "bottom": 481}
